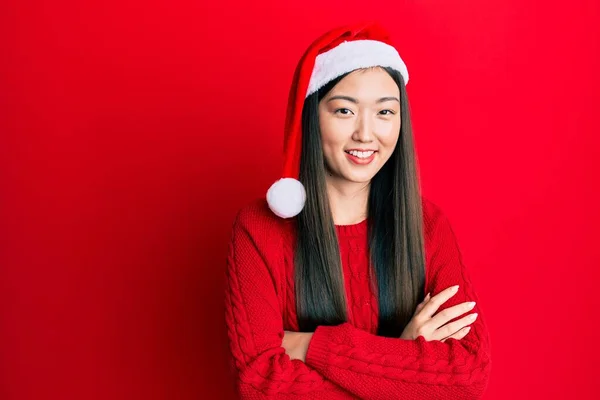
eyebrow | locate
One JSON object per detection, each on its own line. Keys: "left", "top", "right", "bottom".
{"left": 326, "top": 95, "right": 400, "bottom": 104}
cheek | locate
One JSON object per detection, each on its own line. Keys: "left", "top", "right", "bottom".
{"left": 376, "top": 121, "right": 401, "bottom": 148}
{"left": 320, "top": 118, "right": 350, "bottom": 151}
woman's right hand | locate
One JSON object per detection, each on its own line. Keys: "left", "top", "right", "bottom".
{"left": 400, "top": 285, "right": 478, "bottom": 342}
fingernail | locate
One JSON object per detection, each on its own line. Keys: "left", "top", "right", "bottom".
{"left": 452, "top": 285, "right": 460, "bottom": 292}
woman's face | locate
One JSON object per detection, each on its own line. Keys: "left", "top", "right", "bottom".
{"left": 318, "top": 67, "right": 401, "bottom": 186}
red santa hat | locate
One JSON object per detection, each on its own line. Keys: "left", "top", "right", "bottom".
{"left": 266, "top": 21, "right": 409, "bottom": 218}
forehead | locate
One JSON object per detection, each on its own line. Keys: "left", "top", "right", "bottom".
{"left": 329, "top": 67, "right": 399, "bottom": 97}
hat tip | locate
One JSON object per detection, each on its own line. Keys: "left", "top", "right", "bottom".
{"left": 266, "top": 178, "right": 306, "bottom": 219}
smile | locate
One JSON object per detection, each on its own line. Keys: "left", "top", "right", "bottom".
{"left": 344, "top": 150, "right": 377, "bottom": 165}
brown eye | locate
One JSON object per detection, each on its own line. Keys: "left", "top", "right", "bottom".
{"left": 335, "top": 108, "right": 354, "bottom": 115}
{"left": 380, "top": 109, "right": 396, "bottom": 116}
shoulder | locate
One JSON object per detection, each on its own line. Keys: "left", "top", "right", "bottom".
{"left": 231, "top": 197, "right": 294, "bottom": 241}
{"left": 421, "top": 195, "right": 446, "bottom": 235}
{"left": 420, "top": 195, "right": 460, "bottom": 250}
{"left": 227, "top": 198, "right": 294, "bottom": 277}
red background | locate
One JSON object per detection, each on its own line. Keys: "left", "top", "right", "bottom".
{"left": 2, "top": 1, "right": 599, "bottom": 399}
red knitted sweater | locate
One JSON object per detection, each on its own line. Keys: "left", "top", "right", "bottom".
{"left": 224, "top": 196, "right": 492, "bottom": 399}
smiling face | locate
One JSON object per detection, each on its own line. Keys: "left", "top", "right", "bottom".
{"left": 318, "top": 67, "right": 401, "bottom": 187}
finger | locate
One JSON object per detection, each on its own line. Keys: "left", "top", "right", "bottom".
{"left": 440, "top": 326, "right": 471, "bottom": 342}
{"left": 414, "top": 292, "right": 431, "bottom": 314}
{"left": 414, "top": 303, "right": 425, "bottom": 314}
{"left": 441, "top": 326, "right": 471, "bottom": 342}
{"left": 419, "top": 285, "right": 460, "bottom": 319}
{"left": 428, "top": 302, "right": 476, "bottom": 331}
{"left": 431, "top": 312, "right": 477, "bottom": 341}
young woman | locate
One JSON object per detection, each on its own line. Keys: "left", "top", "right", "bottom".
{"left": 224, "top": 22, "right": 491, "bottom": 399}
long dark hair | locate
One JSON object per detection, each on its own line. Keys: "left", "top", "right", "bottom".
{"left": 295, "top": 66, "right": 426, "bottom": 338}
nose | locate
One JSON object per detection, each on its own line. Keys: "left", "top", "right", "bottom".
{"left": 352, "top": 114, "right": 374, "bottom": 143}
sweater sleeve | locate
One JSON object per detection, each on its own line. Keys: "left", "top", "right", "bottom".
{"left": 224, "top": 208, "right": 358, "bottom": 399}
{"left": 304, "top": 209, "right": 492, "bottom": 400}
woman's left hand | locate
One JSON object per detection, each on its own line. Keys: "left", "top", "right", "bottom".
{"left": 282, "top": 331, "right": 314, "bottom": 362}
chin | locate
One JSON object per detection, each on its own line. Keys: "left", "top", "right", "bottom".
{"left": 343, "top": 173, "right": 376, "bottom": 184}
{"left": 327, "top": 161, "right": 382, "bottom": 184}
{"left": 346, "top": 165, "right": 382, "bottom": 183}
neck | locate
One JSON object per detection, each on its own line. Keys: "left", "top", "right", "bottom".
{"left": 325, "top": 174, "right": 370, "bottom": 225}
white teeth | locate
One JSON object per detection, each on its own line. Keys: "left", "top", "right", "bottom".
{"left": 347, "top": 150, "right": 374, "bottom": 158}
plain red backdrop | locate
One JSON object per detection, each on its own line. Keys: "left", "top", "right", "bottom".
{"left": 1, "top": 1, "right": 599, "bottom": 399}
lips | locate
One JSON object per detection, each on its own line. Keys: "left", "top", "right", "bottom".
{"left": 344, "top": 150, "right": 377, "bottom": 165}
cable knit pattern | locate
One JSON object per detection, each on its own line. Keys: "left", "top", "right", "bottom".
{"left": 224, "top": 196, "right": 492, "bottom": 399}
{"left": 339, "top": 225, "right": 377, "bottom": 333}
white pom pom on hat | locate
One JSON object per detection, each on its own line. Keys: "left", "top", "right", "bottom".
{"left": 266, "top": 21, "right": 409, "bottom": 219}
{"left": 267, "top": 178, "right": 306, "bottom": 218}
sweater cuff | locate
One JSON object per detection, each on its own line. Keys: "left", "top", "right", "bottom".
{"left": 305, "top": 325, "right": 334, "bottom": 371}
{"left": 306, "top": 323, "right": 356, "bottom": 370}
